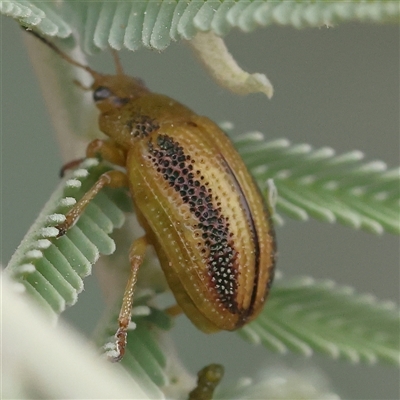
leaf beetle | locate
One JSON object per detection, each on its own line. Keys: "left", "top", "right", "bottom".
{"left": 29, "top": 31, "right": 277, "bottom": 362}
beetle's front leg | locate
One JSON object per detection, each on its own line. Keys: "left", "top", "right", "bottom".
{"left": 86, "top": 139, "right": 127, "bottom": 167}
{"left": 60, "top": 139, "right": 127, "bottom": 176}
{"left": 112, "top": 236, "right": 149, "bottom": 362}
{"left": 56, "top": 170, "right": 129, "bottom": 236}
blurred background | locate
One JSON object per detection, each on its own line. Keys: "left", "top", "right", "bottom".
{"left": 2, "top": 16, "right": 399, "bottom": 399}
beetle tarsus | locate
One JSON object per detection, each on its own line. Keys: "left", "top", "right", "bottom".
{"left": 55, "top": 224, "right": 67, "bottom": 238}
{"left": 110, "top": 328, "right": 127, "bottom": 363}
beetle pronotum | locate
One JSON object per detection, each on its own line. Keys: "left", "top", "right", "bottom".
{"left": 29, "top": 31, "right": 277, "bottom": 362}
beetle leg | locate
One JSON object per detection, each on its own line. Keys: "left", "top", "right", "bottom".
{"left": 59, "top": 158, "right": 85, "bottom": 177}
{"left": 56, "top": 170, "right": 129, "bottom": 236}
{"left": 60, "top": 140, "right": 126, "bottom": 177}
{"left": 86, "top": 139, "right": 127, "bottom": 167}
{"left": 112, "top": 235, "right": 149, "bottom": 362}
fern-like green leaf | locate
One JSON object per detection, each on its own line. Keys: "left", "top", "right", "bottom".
{"left": 0, "top": 0, "right": 72, "bottom": 37}
{"left": 234, "top": 132, "right": 400, "bottom": 235}
{"left": 5, "top": 159, "right": 132, "bottom": 320}
{"left": 2, "top": 1, "right": 399, "bottom": 51}
{"left": 238, "top": 277, "right": 400, "bottom": 366}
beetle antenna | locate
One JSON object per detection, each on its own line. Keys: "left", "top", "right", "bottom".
{"left": 25, "top": 29, "right": 101, "bottom": 79}
{"left": 111, "top": 49, "right": 125, "bottom": 75}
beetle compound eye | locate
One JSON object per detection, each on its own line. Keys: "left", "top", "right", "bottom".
{"left": 93, "top": 86, "right": 129, "bottom": 107}
{"left": 93, "top": 86, "right": 113, "bottom": 102}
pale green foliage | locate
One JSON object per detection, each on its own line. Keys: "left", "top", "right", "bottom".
{"left": 236, "top": 132, "right": 400, "bottom": 234}
{"left": 239, "top": 276, "right": 400, "bottom": 365}
{"left": 0, "top": 0, "right": 72, "bottom": 37}
{"left": 6, "top": 159, "right": 132, "bottom": 318}
{"left": 1, "top": 0, "right": 399, "bottom": 51}
{"left": 3, "top": 0, "right": 399, "bottom": 398}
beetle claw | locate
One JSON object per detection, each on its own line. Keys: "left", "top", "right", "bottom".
{"left": 110, "top": 328, "right": 127, "bottom": 363}
{"left": 55, "top": 224, "right": 67, "bottom": 238}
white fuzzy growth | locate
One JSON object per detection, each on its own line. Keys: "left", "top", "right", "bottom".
{"left": 16, "top": 264, "right": 36, "bottom": 274}
{"left": 290, "top": 143, "right": 313, "bottom": 154}
{"left": 47, "top": 214, "right": 66, "bottom": 224}
{"left": 81, "top": 158, "right": 99, "bottom": 169}
{"left": 311, "top": 147, "right": 335, "bottom": 159}
{"left": 373, "top": 192, "right": 389, "bottom": 201}
{"left": 343, "top": 348, "right": 360, "bottom": 364}
{"left": 73, "top": 169, "right": 90, "bottom": 178}
{"left": 323, "top": 343, "right": 340, "bottom": 359}
{"left": 299, "top": 175, "right": 316, "bottom": 185}
{"left": 218, "top": 121, "right": 235, "bottom": 131}
{"left": 331, "top": 150, "right": 364, "bottom": 165}
{"left": 102, "top": 341, "right": 120, "bottom": 360}
{"left": 132, "top": 305, "right": 151, "bottom": 317}
{"left": 128, "top": 321, "right": 137, "bottom": 330}
{"left": 274, "top": 270, "right": 283, "bottom": 280}
{"left": 238, "top": 131, "right": 265, "bottom": 142}
{"left": 25, "top": 250, "right": 43, "bottom": 260}
{"left": 66, "top": 179, "right": 82, "bottom": 188}
{"left": 351, "top": 187, "right": 366, "bottom": 196}
{"left": 380, "top": 301, "right": 397, "bottom": 311}
{"left": 252, "top": 165, "right": 268, "bottom": 175}
{"left": 265, "top": 138, "right": 291, "bottom": 149}
{"left": 324, "top": 181, "right": 339, "bottom": 191}
{"left": 275, "top": 170, "right": 292, "bottom": 180}
{"left": 298, "top": 277, "right": 316, "bottom": 287}
{"left": 92, "top": 249, "right": 100, "bottom": 265}
{"left": 40, "top": 227, "right": 59, "bottom": 238}
{"left": 60, "top": 197, "right": 77, "bottom": 207}
{"left": 35, "top": 239, "right": 52, "bottom": 250}
{"left": 360, "top": 161, "right": 387, "bottom": 173}
{"left": 103, "top": 341, "right": 117, "bottom": 351}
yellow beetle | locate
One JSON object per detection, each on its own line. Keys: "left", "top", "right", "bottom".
{"left": 32, "top": 32, "right": 277, "bottom": 361}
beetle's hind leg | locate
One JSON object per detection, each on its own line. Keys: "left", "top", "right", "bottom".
{"left": 111, "top": 236, "right": 149, "bottom": 362}
{"left": 56, "top": 170, "right": 129, "bottom": 236}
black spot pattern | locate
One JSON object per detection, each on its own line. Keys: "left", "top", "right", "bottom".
{"left": 127, "top": 115, "right": 160, "bottom": 138}
{"left": 148, "top": 134, "right": 239, "bottom": 312}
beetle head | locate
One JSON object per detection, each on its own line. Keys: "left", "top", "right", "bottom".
{"left": 91, "top": 73, "right": 149, "bottom": 113}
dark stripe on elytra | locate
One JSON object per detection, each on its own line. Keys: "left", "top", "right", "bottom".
{"left": 147, "top": 134, "right": 239, "bottom": 313}
{"left": 219, "top": 154, "right": 261, "bottom": 324}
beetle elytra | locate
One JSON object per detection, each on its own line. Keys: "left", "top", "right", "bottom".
{"left": 30, "top": 32, "right": 277, "bottom": 362}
